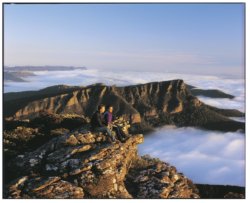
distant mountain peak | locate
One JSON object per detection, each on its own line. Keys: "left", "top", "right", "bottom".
{"left": 4, "top": 65, "right": 87, "bottom": 72}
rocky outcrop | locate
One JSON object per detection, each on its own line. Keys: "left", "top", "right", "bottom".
{"left": 4, "top": 128, "right": 140, "bottom": 198}
{"left": 125, "top": 155, "right": 199, "bottom": 198}
{"left": 4, "top": 80, "right": 245, "bottom": 132}
{"left": 3, "top": 113, "right": 245, "bottom": 199}
{"left": 3, "top": 113, "right": 89, "bottom": 160}
{"left": 4, "top": 118, "right": 199, "bottom": 199}
{"left": 6, "top": 176, "right": 84, "bottom": 199}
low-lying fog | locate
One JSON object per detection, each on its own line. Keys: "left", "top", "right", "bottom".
{"left": 138, "top": 126, "right": 245, "bottom": 186}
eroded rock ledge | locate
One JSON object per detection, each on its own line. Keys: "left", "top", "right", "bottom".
{"left": 4, "top": 126, "right": 199, "bottom": 199}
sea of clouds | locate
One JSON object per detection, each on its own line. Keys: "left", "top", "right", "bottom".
{"left": 138, "top": 126, "right": 245, "bottom": 186}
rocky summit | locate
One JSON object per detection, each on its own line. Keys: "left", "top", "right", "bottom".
{"left": 4, "top": 115, "right": 200, "bottom": 199}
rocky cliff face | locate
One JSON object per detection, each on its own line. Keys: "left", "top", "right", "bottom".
{"left": 6, "top": 80, "right": 188, "bottom": 119}
{"left": 125, "top": 155, "right": 200, "bottom": 198}
{"left": 4, "top": 117, "right": 199, "bottom": 199}
{"left": 4, "top": 80, "right": 244, "bottom": 132}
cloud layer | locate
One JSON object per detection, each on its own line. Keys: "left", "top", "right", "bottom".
{"left": 138, "top": 126, "right": 245, "bottom": 186}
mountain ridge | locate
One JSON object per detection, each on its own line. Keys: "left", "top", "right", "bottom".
{"left": 4, "top": 80, "right": 244, "bottom": 132}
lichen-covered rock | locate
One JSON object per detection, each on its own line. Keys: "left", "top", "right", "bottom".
{"left": 4, "top": 117, "right": 200, "bottom": 199}
{"left": 125, "top": 155, "right": 200, "bottom": 199}
{"left": 5, "top": 176, "right": 84, "bottom": 199}
{"left": 4, "top": 120, "right": 145, "bottom": 199}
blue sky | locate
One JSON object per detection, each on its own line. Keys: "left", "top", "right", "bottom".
{"left": 4, "top": 3, "right": 244, "bottom": 76}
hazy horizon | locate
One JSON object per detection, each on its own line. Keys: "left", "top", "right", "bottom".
{"left": 4, "top": 3, "right": 244, "bottom": 77}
